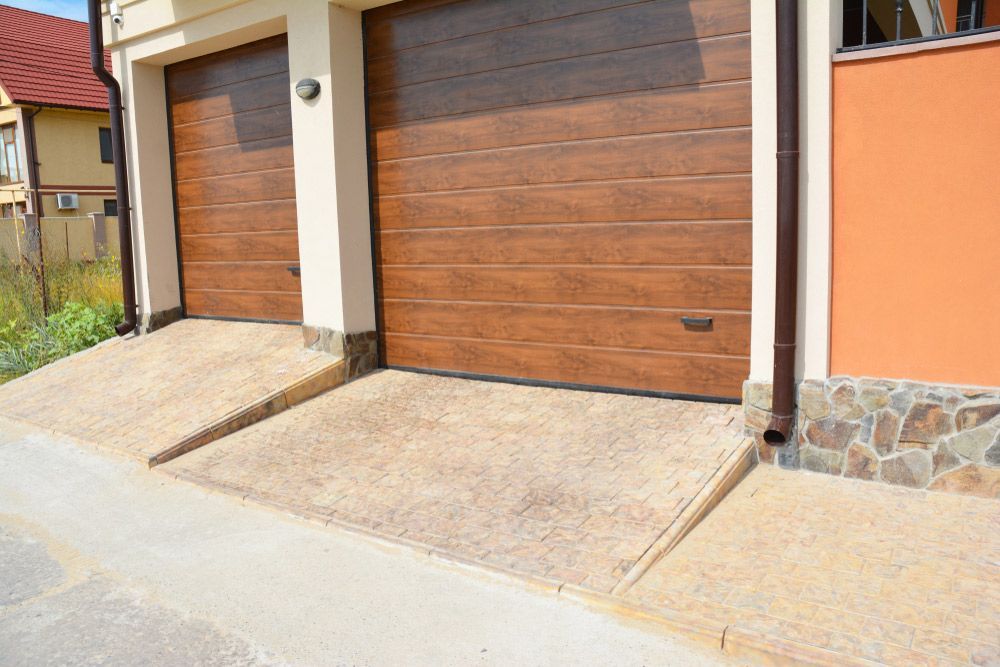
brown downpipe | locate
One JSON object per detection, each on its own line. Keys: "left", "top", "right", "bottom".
{"left": 763, "top": 0, "right": 800, "bottom": 447}
{"left": 87, "top": 0, "right": 138, "bottom": 336}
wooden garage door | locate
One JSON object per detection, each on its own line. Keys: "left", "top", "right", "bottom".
{"left": 167, "top": 35, "right": 302, "bottom": 323}
{"left": 366, "top": 0, "right": 751, "bottom": 399}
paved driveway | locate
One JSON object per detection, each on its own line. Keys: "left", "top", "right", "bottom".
{"left": 162, "top": 370, "right": 752, "bottom": 594}
{"left": 0, "top": 417, "right": 733, "bottom": 666}
{"left": 0, "top": 320, "right": 341, "bottom": 465}
{"left": 627, "top": 465, "right": 1000, "bottom": 666}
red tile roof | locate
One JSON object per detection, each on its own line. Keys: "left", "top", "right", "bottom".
{"left": 0, "top": 4, "right": 111, "bottom": 111}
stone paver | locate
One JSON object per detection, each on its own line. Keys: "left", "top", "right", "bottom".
{"left": 627, "top": 465, "right": 1000, "bottom": 666}
{"left": 162, "top": 369, "right": 751, "bottom": 594}
{"left": 0, "top": 319, "right": 340, "bottom": 464}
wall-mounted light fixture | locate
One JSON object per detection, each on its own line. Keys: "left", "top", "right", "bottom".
{"left": 295, "top": 78, "right": 321, "bottom": 100}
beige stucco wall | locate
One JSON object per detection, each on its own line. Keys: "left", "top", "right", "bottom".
{"left": 34, "top": 110, "right": 115, "bottom": 187}
{"left": 105, "top": 0, "right": 392, "bottom": 330}
{"left": 749, "top": 0, "right": 840, "bottom": 382}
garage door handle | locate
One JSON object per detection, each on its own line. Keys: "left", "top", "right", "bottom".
{"left": 287, "top": 266, "right": 301, "bottom": 277}
{"left": 681, "top": 316, "right": 713, "bottom": 329}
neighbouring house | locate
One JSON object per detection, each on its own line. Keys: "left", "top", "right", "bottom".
{"left": 0, "top": 4, "right": 118, "bottom": 257}
{"left": 101, "top": 0, "right": 998, "bottom": 495}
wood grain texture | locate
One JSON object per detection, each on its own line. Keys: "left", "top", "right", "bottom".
{"left": 368, "top": 0, "right": 749, "bottom": 92}
{"left": 369, "top": 33, "right": 750, "bottom": 127}
{"left": 180, "top": 231, "right": 299, "bottom": 263}
{"left": 383, "top": 300, "right": 750, "bottom": 355}
{"left": 169, "top": 71, "right": 291, "bottom": 126}
{"left": 182, "top": 262, "right": 301, "bottom": 293}
{"left": 166, "top": 34, "right": 290, "bottom": 98}
{"left": 383, "top": 333, "right": 749, "bottom": 399}
{"left": 379, "top": 265, "right": 751, "bottom": 310}
{"left": 366, "top": 0, "right": 752, "bottom": 397}
{"left": 175, "top": 168, "right": 296, "bottom": 207}
{"left": 378, "top": 221, "right": 752, "bottom": 265}
{"left": 372, "top": 81, "right": 750, "bottom": 160}
{"left": 171, "top": 105, "right": 293, "bottom": 154}
{"left": 177, "top": 201, "right": 298, "bottom": 235}
{"left": 367, "top": 0, "right": 645, "bottom": 57}
{"left": 174, "top": 136, "right": 293, "bottom": 182}
{"left": 183, "top": 289, "right": 303, "bottom": 322}
{"left": 168, "top": 34, "right": 302, "bottom": 322}
{"left": 376, "top": 128, "right": 750, "bottom": 195}
{"left": 376, "top": 175, "right": 751, "bottom": 229}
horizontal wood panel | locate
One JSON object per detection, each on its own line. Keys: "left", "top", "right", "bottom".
{"left": 366, "top": 0, "right": 644, "bottom": 57}
{"left": 169, "top": 33, "right": 302, "bottom": 323}
{"left": 169, "top": 71, "right": 290, "bottom": 126}
{"left": 174, "top": 136, "right": 292, "bottom": 182}
{"left": 382, "top": 300, "right": 750, "bottom": 355}
{"left": 365, "top": 0, "right": 458, "bottom": 23}
{"left": 383, "top": 334, "right": 748, "bottom": 399}
{"left": 176, "top": 168, "right": 295, "bottom": 207}
{"left": 171, "top": 105, "right": 293, "bottom": 154}
{"left": 373, "top": 81, "right": 750, "bottom": 160}
{"left": 376, "top": 175, "right": 751, "bottom": 229}
{"left": 377, "top": 128, "right": 750, "bottom": 195}
{"left": 182, "top": 262, "right": 301, "bottom": 293}
{"left": 166, "top": 35, "right": 289, "bottom": 99}
{"left": 369, "top": 33, "right": 750, "bottom": 127}
{"left": 368, "top": 0, "right": 748, "bottom": 92}
{"left": 184, "top": 289, "right": 303, "bottom": 323}
{"left": 180, "top": 231, "right": 299, "bottom": 263}
{"left": 380, "top": 265, "right": 751, "bottom": 310}
{"left": 177, "top": 200, "right": 298, "bottom": 235}
{"left": 366, "top": 1, "right": 752, "bottom": 398}
{"left": 378, "top": 221, "right": 752, "bottom": 265}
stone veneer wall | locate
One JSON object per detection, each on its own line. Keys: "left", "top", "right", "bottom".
{"left": 302, "top": 326, "right": 378, "bottom": 380}
{"left": 744, "top": 378, "right": 1000, "bottom": 499}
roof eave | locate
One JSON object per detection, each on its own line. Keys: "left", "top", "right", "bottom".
{"left": 9, "top": 98, "right": 109, "bottom": 113}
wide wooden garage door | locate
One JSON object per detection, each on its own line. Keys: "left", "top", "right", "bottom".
{"left": 366, "top": 0, "right": 751, "bottom": 399}
{"left": 167, "top": 35, "right": 302, "bottom": 323}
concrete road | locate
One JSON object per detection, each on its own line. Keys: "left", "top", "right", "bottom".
{"left": 0, "top": 418, "right": 732, "bottom": 666}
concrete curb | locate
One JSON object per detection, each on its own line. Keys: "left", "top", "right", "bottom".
{"left": 148, "top": 360, "right": 345, "bottom": 467}
{"left": 722, "top": 626, "right": 881, "bottom": 666}
{"left": 160, "top": 458, "right": 869, "bottom": 666}
{"left": 612, "top": 437, "right": 757, "bottom": 595}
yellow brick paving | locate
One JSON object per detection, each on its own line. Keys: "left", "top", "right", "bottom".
{"left": 162, "top": 369, "right": 750, "bottom": 594}
{"left": 627, "top": 465, "right": 1000, "bottom": 666}
{"left": 0, "top": 320, "right": 338, "bottom": 463}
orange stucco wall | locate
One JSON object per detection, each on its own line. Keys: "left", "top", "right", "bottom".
{"left": 831, "top": 39, "right": 1000, "bottom": 387}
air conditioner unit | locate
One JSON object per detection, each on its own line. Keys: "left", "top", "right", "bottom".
{"left": 56, "top": 193, "right": 79, "bottom": 210}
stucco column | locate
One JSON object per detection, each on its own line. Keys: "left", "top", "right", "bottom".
{"left": 749, "top": 0, "right": 840, "bottom": 382}
{"left": 114, "top": 50, "right": 181, "bottom": 327}
{"left": 286, "top": 1, "right": 376, "bottom": 337}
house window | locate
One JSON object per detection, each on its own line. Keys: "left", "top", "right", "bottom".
{"left": 99, "top": 127, "right": 113, "bottom": 163}
{"left": 103, "top": 199, "right": 118, "bottom": 217}
{"left": 0, "top": 202, "right": 24, "bottom": 219}
{"left": 0, "top": 124, "right": 22, "bottom": 184}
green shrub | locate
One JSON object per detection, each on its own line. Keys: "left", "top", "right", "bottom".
{"left": 0, "top": 301, "right": 123, "bottom": 382}
{"left": 46, "top": 301, "right": 123, "bottom": 354}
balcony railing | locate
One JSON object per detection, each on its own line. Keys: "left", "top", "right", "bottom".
{"left": 841, "top": 0, "right": 1000, "bottom": 52}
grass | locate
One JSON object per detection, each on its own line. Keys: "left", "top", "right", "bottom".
{"left": 0, "top": 254, "right": 123, "bottom": 382}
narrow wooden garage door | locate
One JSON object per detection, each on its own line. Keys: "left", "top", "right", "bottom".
{"left": 366, "top": 0, "right": 751, "bottom": 399}
{"left": 167, "top": 35, "right": 302, "bottom": 323}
